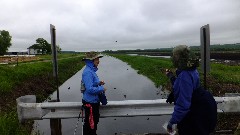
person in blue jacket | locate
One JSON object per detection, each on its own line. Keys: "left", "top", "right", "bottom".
{"left": 165, "top": 45, "right": 217, "bottom": 135}
{"left": 81, "top": 51, "right": 107, "bottom": 135}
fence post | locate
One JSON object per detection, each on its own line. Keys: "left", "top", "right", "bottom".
{"left": 49, "top": 100, "right": 62, "bottom": 135}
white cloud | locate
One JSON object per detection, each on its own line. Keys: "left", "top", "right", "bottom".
{"left": 0, "top": 0, "right": 239, "bottom": 52}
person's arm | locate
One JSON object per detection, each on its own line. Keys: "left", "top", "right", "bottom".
{"left": 169, "top": 76, "right": 193, "bottom": 124}
{"left": 82, "top": 71, "right": 104, "bottom": 94}
{"left": 99, "top": 81, "right": 105, "bottom": 85}
{"left": 165, "top": 69, "right": 176, "bottom": 104}
{"left": 166, "top": 70, "right": 176, "bottom": 85}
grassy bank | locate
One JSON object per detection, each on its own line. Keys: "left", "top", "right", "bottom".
{"left": 110, "top": 54, "right": 240, "bottom": 90}
{"left": 0, "top": 54, "right": 85, "bottom": 135}
{"left": 109, "top": 54, "right": 173, "bottom": 88}
{"left": 211, "top": 63, "right": 240, "bottom": 84}
{"left": 111, "top": 54, "right": 240, "bottom": 134}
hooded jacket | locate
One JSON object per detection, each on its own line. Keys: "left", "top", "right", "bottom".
{"left": 169, "top": 69, "right": 200, "bottom": 124}
{"left": 82, "top": 60, "right": 104, "bottom": 103}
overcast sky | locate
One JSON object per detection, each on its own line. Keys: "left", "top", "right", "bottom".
{"left": 1, "top": 0, "right": 240, "bottom": 52}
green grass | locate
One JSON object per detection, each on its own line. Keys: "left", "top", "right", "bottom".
{"left": 0, "top": 62, "right": 52, "bottom": 93}
{"left": 210, "top": 63, "right": 240, "bottom": 84}
{"left": 38, "top": 53, "right": 83, "bottom": 60}
{"left": 111, "top": 54, "right": 173, "bottom": 87}
{"left": 0, "top": 112, "right": 29, "bottom": 135}
{"left": 111, "top": 54, "right": 240, "bottom": 87}
{"left": 0, "top": 54, "right": 85, "bottom": 135}
{"left": 0, "top": 54, "right": 85, "bottom": 93}
{"left": 111, "top": 54, "right": 240, "bottom": 133}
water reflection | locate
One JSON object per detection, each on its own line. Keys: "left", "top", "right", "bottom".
{"left": 33, "top": 56, "right": 169, "bottom": 135}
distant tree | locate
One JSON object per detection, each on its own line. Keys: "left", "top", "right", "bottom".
{"left": 30, "top": 39, "right": 62, "bottom": 54}
{"left": 36, "top": 38, "right": 51, "bottom": 54}
{"left": 0, "top": 30, "right": 12, "bottom": 55}
{"left": 30, "top": 44, "right": 42, "bottom": 49}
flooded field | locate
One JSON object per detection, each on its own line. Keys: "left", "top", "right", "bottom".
{"left": 33, "top": 56, "right": 170, "bottom": 135}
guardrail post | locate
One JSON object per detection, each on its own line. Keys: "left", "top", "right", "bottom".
{"left": 49, "top": 100, "right": 62, "bottom": 135}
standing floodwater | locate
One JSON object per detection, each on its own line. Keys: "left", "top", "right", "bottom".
{"left": 33, "top": 56, "right": 170, "bottom": 135}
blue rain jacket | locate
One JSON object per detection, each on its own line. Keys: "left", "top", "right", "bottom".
{"left": 82, "top": 60, "right": 104, "bottom": 103}
{"left": 169, "top": 69, "right": 200, "bottom": 124}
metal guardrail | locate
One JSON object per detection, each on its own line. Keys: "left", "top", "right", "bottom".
{"left": 16, "top": 94, "right": 240, "bottom": 123}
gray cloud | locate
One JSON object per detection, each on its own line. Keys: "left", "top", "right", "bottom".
{"left": 0, "top": 0, "right": 239, "bottom": 52}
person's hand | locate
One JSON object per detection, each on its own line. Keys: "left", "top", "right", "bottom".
{"left": 165, "top": 69, "right": 174, "bottom": 79}
{"left": 166, "top": 91, "right": 174, "bottom": 104}
{"left": 100, "top": 81, "right": 105, "bottom": 85}
{"left": 167, "top": 122, "right": 173, "bottom": 133}
{"left": 165, "top": 69, "right": 171, "bottom": 75}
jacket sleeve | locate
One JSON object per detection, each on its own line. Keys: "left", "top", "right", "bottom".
{"left": 82, "top": 71, "right": 104, "bottom": 94}
{"left": 169, "top": 76, "right": 193, "bottom": 124}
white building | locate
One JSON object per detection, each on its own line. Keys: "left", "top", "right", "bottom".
{"left": 27, "top": 44, "right": 42, "bottom": 55}
{"left": 27, "top": 48, "right": 42, "bottom": 55}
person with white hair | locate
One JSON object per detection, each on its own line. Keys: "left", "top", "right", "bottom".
{"left": 165, "top": 45, "right": 217, "bottom": 135}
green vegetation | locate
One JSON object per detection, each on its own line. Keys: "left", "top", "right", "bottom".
{"left": 29, "top": 38, "right": 54, "bottom": 54}
{"left": 0, "top": 112, "right": 28, "bottom": 135}
{"left": 110, "top": 54, "right": 173, "bottom": 87}
{"left": 104, "top": 43, "right": 240, "bottom": 53}
{"left": 111, "top": 54, "right": 240, "bottom": 133}
{"left": 190, "top": 43, "right": 240, "bottom": 52}
{"left": 0, "top": 30, "right": 12, "bottom": 55}
{"left": 0, "top": 61, "right": 52, "bottom": 93}
{"left": 0, "top": 54, "right": 85, "bottom": 135}
{"left": 0, "top": 54, "right": 84, "bottom": 93}
{"left": 111, "top": 54, "right": 240, "bottom": 87}
{"left": 211, "top": 63, "right": 240, "bottom": 84}
{"left": 38, "top": 53, "right": 83, "bottom": 61}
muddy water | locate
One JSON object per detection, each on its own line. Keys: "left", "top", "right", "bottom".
{"left": 33, "top": 56, "right": 170, "bottom": 135}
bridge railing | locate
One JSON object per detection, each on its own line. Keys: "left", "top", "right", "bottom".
{"left": 16, "top": 94, "right": 240, "bottom": 123}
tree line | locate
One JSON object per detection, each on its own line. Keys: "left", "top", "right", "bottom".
{"left": 103, "top": 43, "right": 240, "bottom": 54}
{"left": 0, "top": 30, "right": 61, "bottom": 55}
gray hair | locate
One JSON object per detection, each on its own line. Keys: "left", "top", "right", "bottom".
{"left": 172, "top": 45, "right": 198, "bottom": 70}
{"left": 172, "top": 45, "right": 190, "bottom": 59}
